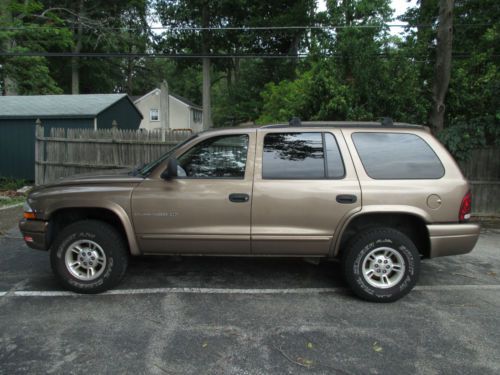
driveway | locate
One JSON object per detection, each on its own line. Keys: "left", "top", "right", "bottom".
{"left": 0, "top": 222, "right": 499, "bottom": 374}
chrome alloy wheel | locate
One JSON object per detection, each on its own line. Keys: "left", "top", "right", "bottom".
{"left": 64, "top": 240, "right": 107, "bottom": 281}
{"left": 362, "top": 247, "right": 405, "bottom": 289}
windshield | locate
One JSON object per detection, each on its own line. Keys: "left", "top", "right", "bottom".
{"left": 138, "top": 134, "right": 198, "bottom": 176}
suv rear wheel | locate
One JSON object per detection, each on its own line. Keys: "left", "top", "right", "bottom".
{"left": 342, "top": 227, "right": 420, "bottom": 302}
{"left": 50, "top": 220, "right": 128, "bottom": 294}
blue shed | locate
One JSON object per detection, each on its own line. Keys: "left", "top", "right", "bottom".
{"left": 0, "top": 94, "right": 143, "bottom": 180}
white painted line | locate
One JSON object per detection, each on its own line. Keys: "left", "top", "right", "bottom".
{"left": 414, "top": 284, "right": 500, "bottom": 291}
{"left": 1, "top": 284, "right": 500, "bottom": 297}
{"left": 10, "top": 287, "right": 346, "bottom": 297}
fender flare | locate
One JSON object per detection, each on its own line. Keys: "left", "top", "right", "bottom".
{"left": 330, "top": 205, "right": 431, "bottom": 257}
{"left": 46, "top": 200, "right": 141, "bottom": 256}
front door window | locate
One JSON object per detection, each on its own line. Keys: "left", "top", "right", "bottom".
{"left": 177, "top": 134, "right": 249, "bottom": 178}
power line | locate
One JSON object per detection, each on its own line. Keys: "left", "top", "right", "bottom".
{"left": 0, "top": 51, "right": 492, "bottom": 60}
{"left": 0, "top": 23, "right": 494, "bottom": 31}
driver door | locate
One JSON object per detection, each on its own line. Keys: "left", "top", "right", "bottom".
{"left": 131, "top": 130, "right": 256, "bottom": 254}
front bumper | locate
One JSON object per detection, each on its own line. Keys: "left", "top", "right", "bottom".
{"left": 19, "top": 219, "right": 50, "bottom": 251}
{"left": 427, "top": 223, "right": 480, "bottom": 258}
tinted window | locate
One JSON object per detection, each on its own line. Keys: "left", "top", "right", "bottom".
{"left": 263, "top": 133, "right": 324, "bottom": 179}
{"left": 178, "top": 134, "right": 248, "bottom": 178}
{"left": 325, "top": 133, "right": 345, "bottom": 178}
{"left": 262, "top": 132, "right": 345, "bottom": 179}
{"left": 352, "top": 132, "right": 444, "bottom": 179}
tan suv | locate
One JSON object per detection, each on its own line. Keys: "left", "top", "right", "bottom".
{"left": 19, "top": 121, "right": 480, "bottom": 301}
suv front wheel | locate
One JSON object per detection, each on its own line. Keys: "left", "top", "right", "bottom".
{"left": 343, "top": 227, "right": 420, "bottom": 302}
{"left": 50, "top": 220, "right": 128, "bottom": 294}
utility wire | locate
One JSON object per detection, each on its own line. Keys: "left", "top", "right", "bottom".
{"left": 0, "top": 51, "right": 493, "bottom": 59}
{"left": 0, "top": 23, "right": 494, "bottom": 31}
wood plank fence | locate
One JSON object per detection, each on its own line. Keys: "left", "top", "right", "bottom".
{"left": 34, "top": 123, "right": 500, "bottom": 216}
{"left": 459, "top": 148, "right": 500, "bottom": 216}
{"left": 35, "top": 124, "right": 192, "bottom": 185}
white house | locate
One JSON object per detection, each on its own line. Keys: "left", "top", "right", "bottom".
{"left": 133, "top": 85, "right": 203, "bottom": 133}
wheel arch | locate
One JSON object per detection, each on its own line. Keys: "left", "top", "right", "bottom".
{"left": 333, "top": 210, "right": 431, "bottom": 258}
{"left": 47, "top": 203, "right": 140, "bottom": 255}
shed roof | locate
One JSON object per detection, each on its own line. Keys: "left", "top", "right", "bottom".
{"left": 0, "top": 94, "right": 138, "bottom": 119}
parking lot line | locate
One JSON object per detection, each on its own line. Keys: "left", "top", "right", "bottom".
{"left": 0, "top": 284, "right": 499, "bottom": 297}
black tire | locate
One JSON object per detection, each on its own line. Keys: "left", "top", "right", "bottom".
{"left": 342, "top": 227, "right": 420, "bottom": 302}
{"left": 50, "top": 220, "right": 129, "bottom": 294}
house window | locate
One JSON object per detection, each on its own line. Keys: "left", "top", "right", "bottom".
{"left": 192, "top": 109, "right": 202, "bottom": 123}
{"left": 150, "top": 108, "right": 159, "bottom": 121}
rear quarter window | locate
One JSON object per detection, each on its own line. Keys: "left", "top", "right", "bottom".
{"left": 352, "top": 132, "right": 445, "bottom": 179}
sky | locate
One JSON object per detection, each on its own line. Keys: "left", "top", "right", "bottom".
{"left": 317, "top": 0, "right": 418, "bottom": 35}
{"left": 150, "top": 0, "right": 418, "bottom": 36}
{"left": 317, "top": 0, "right": 416, "bottom": 16}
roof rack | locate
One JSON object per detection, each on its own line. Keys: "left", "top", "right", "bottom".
{"left": 381, "top": 117, "right": 393, "bottom": 126}
{"left": 289, "top": 117, "right": 301, "bottom": 126}
{"left": 260, "top": 121, "right": 424, "bottom": 130}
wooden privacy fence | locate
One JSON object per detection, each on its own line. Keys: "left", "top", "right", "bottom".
{"left": 35, "top": 124, "right": 192, "bottom": 185}
{"left": 459, "top": 148, "right": 500, "bottom": 216}
{"left": 35, "top": 123, "right": 500, "bottom": 216}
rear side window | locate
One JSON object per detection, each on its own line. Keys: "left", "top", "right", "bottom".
{"left": 352, "top": 132, "right": 444, "bottom": 179}
{"left": 262, "top": 132, "right": 345, "bottom": 179}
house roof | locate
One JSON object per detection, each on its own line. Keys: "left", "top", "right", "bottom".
{"left": 170, "top": 93, "right": 202, "bottom": 110}
{"left": 134, "top": 88, "right": 202, "bottom": 110}
{"left": 0, "top": 94, "right": 142, "bottom": 119}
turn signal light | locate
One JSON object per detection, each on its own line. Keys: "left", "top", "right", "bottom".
{"left": 23, "top": 212, "right": 36, "bottom": 220}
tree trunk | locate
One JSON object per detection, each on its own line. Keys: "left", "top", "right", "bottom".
{"left": 1, "top": 1, "right": 17, "bottom": 95}
{"left": 201, "top": 1, "right": 212, "bottom": 129}
{"left": 71, "top": 0, "right": 84, "bottom": 94}
{"left": 429, "top": 0, "right": 454, "bottom": 133}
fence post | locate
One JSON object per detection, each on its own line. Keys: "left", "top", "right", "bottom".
{"left": 111, "top": 120, "right": 119, "bottom": 166}
{"left": 34, "top": 118, "right": 44, "bottom": 185}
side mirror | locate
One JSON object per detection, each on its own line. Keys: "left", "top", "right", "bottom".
{"left": 161, "top": 158, "right": 178, "bottom": 180}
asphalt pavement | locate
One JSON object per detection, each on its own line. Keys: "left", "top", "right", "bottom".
{"left": 0, "top": 224, "right": 499, "bottom": 375}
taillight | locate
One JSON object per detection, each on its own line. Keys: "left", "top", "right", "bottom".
{"left": 459, "top": 191, "right": 472, "bottom": 222}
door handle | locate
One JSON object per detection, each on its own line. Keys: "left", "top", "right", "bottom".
{"left": 336, "top": 194, "right": 357, "bottom": 204}
{"left": 229, "top": 193, "right": 250, "bottom": 203}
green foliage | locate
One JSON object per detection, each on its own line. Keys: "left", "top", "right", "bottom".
{"left": 0, "top": 0, "right": 71, "bottom": 94}
{"left": 0, "top": 177, "right": 27, "bottom": 191}
{"left": 0, "top": 0, "right": 498, "bottom": 162}
{"left": 439, "top": 116, "right": 500, "bottom": 160}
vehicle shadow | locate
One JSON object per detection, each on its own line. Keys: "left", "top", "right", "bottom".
{"left": 124, "top": 256, "right": 347, "bottom": 290}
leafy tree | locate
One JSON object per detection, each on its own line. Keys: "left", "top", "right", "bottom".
{"left": 154, "top": 0, "right": 316, "bottom": 127}
{"left": 40, "top": 0, "right": 150, "bottom": 94}
{"left": 0, "top": 0, "right": 71, "bottom": 94}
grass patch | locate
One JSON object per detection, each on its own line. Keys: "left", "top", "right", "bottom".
{"left": 0, "top": 177, "right": 28, "bottom": 191}
{"left": 0, "top": 195, "right": 26, "bottom": 208}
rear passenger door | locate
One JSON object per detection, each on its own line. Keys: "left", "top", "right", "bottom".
{"left": 251, "top": 129, "right": 361, "bottom": 255}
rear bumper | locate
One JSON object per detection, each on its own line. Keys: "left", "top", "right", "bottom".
{"left": 427, "top": 223, "right": 480, "bottom": 258}
{"left": 18, "top": 219, "right": 50, "bottom": 251}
